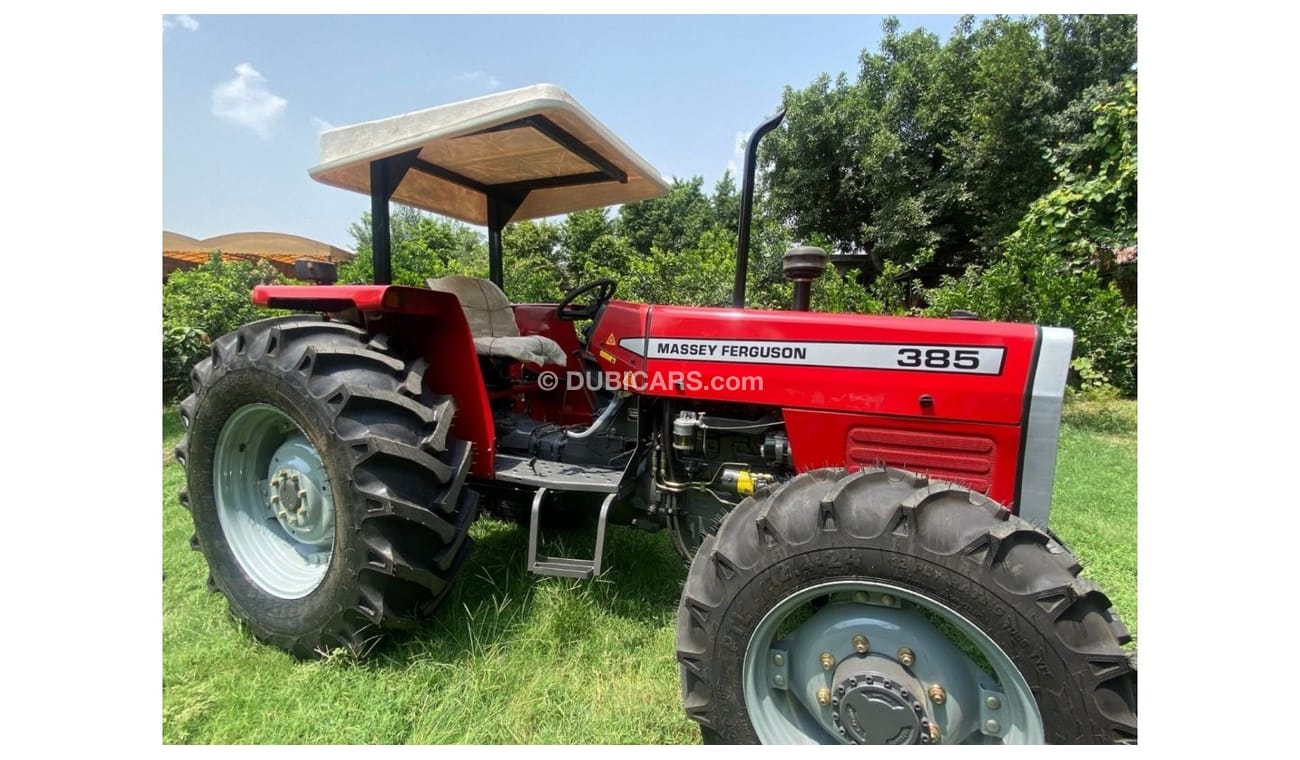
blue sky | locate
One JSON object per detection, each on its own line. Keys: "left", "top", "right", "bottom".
{"left": 163, "top": 14, "right": 976, "bottom": 250}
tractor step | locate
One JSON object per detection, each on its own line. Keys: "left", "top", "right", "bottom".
{"left": 531, "top": 558, "right": 598, "bottom": 579}
{"left": 527, "top": 488, "right": 614, "bottom": 580}
{"left": 494, "top": 454, "right": 623, "bottom": 493}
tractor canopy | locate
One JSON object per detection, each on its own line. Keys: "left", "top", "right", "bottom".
{"left": 309, "top": 84, "right": 669, "bottom": 286}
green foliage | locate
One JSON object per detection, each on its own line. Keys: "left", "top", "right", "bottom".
{"left": 619, "top": 228, "right": 737, "bottom": 307}
{"left": 1019, "top": 75, "right": 1137, "bottom": 262}
{"left": 763, "top": 14, "right": 1137, "bottom": 277}
{"left": 162, "top": 323, "right": 208, "bottom": 399}
{"left": 339, "top": 206, "right": 487, "bottom": 286}
{"left": 923, "top": 239, "right": 1136, "bottom": 394}
{"left": 811, "top": 269, "right": 878, "bottom": 315}
{"left": 616, "top": 177, "right": 717, "bottom": 257}
{"left": 559, "top": 208, "right": 629, "bottom": 287}
{"left": 923, "top": 69, "right": 1137, "bottom": 395}
{"left": 1062, "top": 384, "right": 1137, "bottom": 435}
{"left": 501, "top": 220, "right": 566, "bottom": 303}
{"left": 162, "top": 253, "right": 285, "bottom": 397}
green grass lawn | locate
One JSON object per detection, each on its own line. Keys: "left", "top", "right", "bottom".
{"left": 162, "top": 403, "right": 1136, "bottom": 744}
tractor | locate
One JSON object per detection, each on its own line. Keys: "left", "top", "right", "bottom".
{"left": 175, "top": 84, "right": 1137, "bottom": 744}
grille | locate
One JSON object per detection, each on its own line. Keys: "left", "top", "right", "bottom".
{"left": 845, "top": 426, "right": 996, "bottom": 494}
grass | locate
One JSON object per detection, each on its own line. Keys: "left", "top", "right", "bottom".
{"left": 162, "top": 402, "right": 1137, "bottom": 744}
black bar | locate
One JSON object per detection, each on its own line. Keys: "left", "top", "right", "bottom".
{"left": 487, "top": 196, "right": 505, "bottom": 289}
{"left": 526, "top": 116, "right": 627, "bottom": 183}
{"left": 368, "top": 151, "right": 419, "bottom": 286}
{"left": 411, "top": 158, "right": 492, "bottom": 194}
{"left": 491, "top": 171, "right": 614, "bottom": 195}
{"left": 732, "top": 109, "right": 786, "bottom": 309}
{"left": 470, "top": 116, "right": 627, "bottom": 184}
{"left": 371, "top": 160, "right": 392, "bottom": 285}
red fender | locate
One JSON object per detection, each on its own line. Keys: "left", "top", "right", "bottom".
{"left": 254, "top": 285, "right": 496, "bottom": 477}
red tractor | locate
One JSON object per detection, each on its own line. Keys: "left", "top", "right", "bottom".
{"left": 176, "top": 85, "right": 1136, "bottom": 744}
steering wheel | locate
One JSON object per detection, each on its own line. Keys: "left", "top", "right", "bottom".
{"left": 557, "top": 278, "right": 617, "bottom": 321}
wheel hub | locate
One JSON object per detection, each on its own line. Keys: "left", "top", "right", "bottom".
{"left": 830, "top": 655, "right": 933, "bottom": 745}
{"left": 266, "top": 436, "right": 333, "bottom": 545}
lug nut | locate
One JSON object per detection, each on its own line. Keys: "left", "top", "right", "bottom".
{"left": 817, "top": 688, "right": 831, "bottom": 706}
{"left": 985, "top": 695, "right": 1002, "bottom": 710}
{"left": 819, "top": 652, "right": 835, "bottom": 670}
{"left": 881, "top": 594, "right": 895, "bottom": 606}
{"left": 985, "top": 719, "right": 1001, "bottom": 734}
{"left": 898, "top": 647, "right": 915, "bottom": 667}
{"left": 928, "top": 723, "right": 941, "bottom": 744}
{"left": 853, "top": 591, "right": 870, "bottom": 604}
{"left": 772, "top": 652, "right": 785, "bottom": 667}
{"left": 773, "top": 674, "right": 786, "bottom": 687}
{"left": 928, "top": 684, "right": 946, "bottom": 704}
{"left": 852, "top": 635, "right": 869, "bottom": 654}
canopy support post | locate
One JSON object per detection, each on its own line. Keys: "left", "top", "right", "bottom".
{"left": 368, "top": 151, "right": 419, "bottom": 285}
{"left": 486, "top": 193, "right": 526, "bottom": 291}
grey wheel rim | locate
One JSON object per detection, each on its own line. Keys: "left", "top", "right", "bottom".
{"left": 742, "top": 580, "right": 1044, "bottom": 745}
{"left": 213, "top": 403, "right": 335, "bottom": 599}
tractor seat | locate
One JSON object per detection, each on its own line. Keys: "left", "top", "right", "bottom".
{"left": 425, "top": 275, "right": 567, "bottom": 367}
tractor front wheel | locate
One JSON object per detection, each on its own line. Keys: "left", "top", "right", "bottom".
{"left": 675, "top": 468, "right": 1136, "bottom": 744}
{"left": 176, "top": 316, "right": 477, "bottom": 658}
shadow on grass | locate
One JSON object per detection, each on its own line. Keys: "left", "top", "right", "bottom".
{"left": 348, "top": 512, "right": 688, "bottom": 671}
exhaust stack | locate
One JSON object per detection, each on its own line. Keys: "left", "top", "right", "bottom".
{"left": 732, "top": 109, "right": 786, "bottom": 309}
{"left": 783, "top": 245, "right": 828, "bottom": 311}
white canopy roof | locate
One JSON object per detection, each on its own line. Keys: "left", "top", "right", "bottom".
{"left": 309, "top": 84, "right": 670, "bottom": 226}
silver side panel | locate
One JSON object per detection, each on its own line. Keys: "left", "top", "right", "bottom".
{"left": 1017, "top": 327, "right": 1074, "bottom": 528}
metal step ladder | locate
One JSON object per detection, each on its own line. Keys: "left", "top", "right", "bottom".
{"left": 526, "top": 487, "right": 614, "bottom": 580}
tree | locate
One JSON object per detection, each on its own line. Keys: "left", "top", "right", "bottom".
{"left": 501, "top": 219, "right": 566, "bottom": 303}
{"left": 616, "top": 177, "right": 717, "bottom": 256}
{"left": 761, "top": 14, "right": 1137, "bottom": 284}
{"left": 559, "top": 208, "right": 629, "bottom": 286}
{"left": 339, "top": 206, "right": 486, "bottom": 286}
{"left": 711, "top": 170, "right": 741, "bottom": 234}
{"left": 923, "top": 75, "right": 1138, "bottom": 393}
{"left": 1021, "top": 75, "right": 1137, "bottom": 261}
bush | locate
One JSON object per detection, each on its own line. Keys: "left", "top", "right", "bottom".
{"left": 923, "top": 240, "right": 1137, "bottom": 395}
{"left": 162, "top": 253, "right": 285, "bottom": 398}
{"left": 162, "top": 323, "right": 209, "bottom": 399}
{"left": 1062, "top": 384, "right": 1137, "bottom": 435}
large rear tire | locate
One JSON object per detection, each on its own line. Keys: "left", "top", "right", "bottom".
{"left": 176, "top": 315, "right": 477, "bottom": 658}
{"left": 675, "top": 468, "right": 1136, "bottom": 744}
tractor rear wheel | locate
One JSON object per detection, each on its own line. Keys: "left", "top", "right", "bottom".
{"left": 675, "top": 468, "right": 1136, "bottom": 745}
{"left": 176, "top": 315, "right": 477, "bottom": 658}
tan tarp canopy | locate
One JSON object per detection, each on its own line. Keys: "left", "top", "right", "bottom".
{"left": 309, "top": 84, "right": 670, "bottom": 225}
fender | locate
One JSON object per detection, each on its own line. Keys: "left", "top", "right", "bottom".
{"left": 253, "top": 285, "right": 496, "bottom": 477}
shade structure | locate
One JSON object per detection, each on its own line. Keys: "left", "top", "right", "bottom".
{"left": 309, "top": 84, "right": 670, "bottom": 225}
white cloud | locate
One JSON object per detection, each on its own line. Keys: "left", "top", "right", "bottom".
{"left": 310, "top": 117, "right": 335, "bottom": 134}
{"left": 725, "top": 130, "right": 748, "bottom": 177}
{"left": 211, "top": 63, "right": 288, "bottom": 139}
{"left": 162, "top": 14, "right": 199, "bottom": 32}
{"left": 461, "top": 71, "right": 501, "bottom": 90}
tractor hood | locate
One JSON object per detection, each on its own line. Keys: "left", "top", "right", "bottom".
{"left": 309, "top": 84, "right": 670, "bottom": 225}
